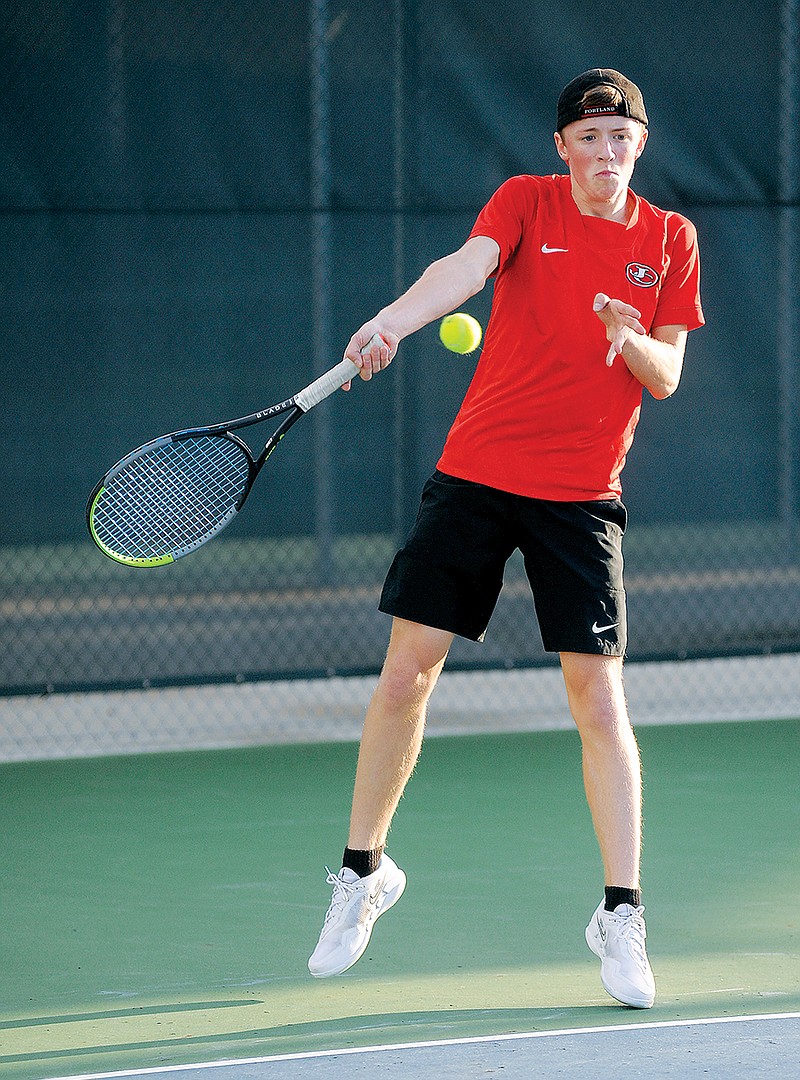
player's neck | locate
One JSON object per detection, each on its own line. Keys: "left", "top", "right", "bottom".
{"left": 571, "top": 186, "right": 633, "bottom": 224}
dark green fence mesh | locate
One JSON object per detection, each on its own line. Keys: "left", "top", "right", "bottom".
{"left": 2, "top": 0, "right": 798, "bottom": 700}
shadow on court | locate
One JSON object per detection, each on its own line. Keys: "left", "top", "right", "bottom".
{"left": 0, "top": 1008, "right": 623, "bottom": 1072}
{"left": 0, "top": 719, "right": 797, "bottom": 1078}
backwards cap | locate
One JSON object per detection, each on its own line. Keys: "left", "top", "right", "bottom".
{"left": 557, "top": 68, "right": 648, "bottom": 131}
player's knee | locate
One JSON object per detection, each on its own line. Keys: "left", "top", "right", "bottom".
{"left": 377, "top": 625, "right": 449, "bottom": 711}
{"left": 572, "top": 697, "right": 630, "bottom": 744}
{"left": 375, "top": 662, "right": 435, "bottom": 713}
{"left": 562, "top": 654, "right": 629, "bottom": 739}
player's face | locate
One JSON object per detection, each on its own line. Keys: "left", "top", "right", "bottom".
{"left": 554, "top": 117, "right": 647, "bottom": 209}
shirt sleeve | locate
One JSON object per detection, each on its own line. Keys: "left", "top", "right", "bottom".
{"left": 467, "top": 175, "right": 540, "bottom": 275}
{"left": 653, "top": 214, "right": 705, "bottom": 331}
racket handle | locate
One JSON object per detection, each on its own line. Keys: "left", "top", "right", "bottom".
{"left": 294, "top": 334, "right": 386, "bottom": 412}
{"left": 294, "top": 358, "right": 359, "bottom": 412}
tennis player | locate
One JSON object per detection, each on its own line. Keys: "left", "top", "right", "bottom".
{"left": 308, "top": 68, "right": 704, "bottom": 1009}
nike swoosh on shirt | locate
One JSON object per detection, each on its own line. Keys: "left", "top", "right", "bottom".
{"left": 541, "top": 243, "right": 569, "bottom": 253}
{"left": 592, "top": 621, "right": 618, "bottom": 634}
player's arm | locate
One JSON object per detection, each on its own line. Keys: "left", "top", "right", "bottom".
{"left": 343, "top": 235, "right": 500, "bottom": 383}
{"left": 619, "top": 324, "right": 688, "bottom": 400}
{"left": 592, "top": 293, "right": 687, "bottom": 400}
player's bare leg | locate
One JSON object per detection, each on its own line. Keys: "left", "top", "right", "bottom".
{"left": 560, "top": 651, "right": 655, "bottom": 1008}
{"left": 560, "top": 651, "right": 641, "bottom": 887}
{"left": 348, "top": 618, "right": 454, "bottom": 849}
{"left": 309, "top": 618, "right": 453, "bottom": 977}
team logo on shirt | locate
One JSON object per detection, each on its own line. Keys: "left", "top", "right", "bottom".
{"left": 626, "top": 262, "right": 659, "bottom": 288}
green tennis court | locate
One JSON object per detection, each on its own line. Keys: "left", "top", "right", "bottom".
{"left": 1, "top": 716, "right": 797, "bottom": 1079}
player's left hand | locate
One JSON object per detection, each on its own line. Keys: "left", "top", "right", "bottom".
{"left": 592, "top": 293, "right": 646, "bottom": 367}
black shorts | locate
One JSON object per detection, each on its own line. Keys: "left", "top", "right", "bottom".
{"left": 379, "top": 470, "right": 628, "bottom": 655}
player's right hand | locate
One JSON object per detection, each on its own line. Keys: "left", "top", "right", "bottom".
{"left": 341, "top": 327, "right": 399, "bottom": 390}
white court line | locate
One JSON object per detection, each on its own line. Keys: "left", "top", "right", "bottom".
{"left": 42, "top": 1011, "right": 800, "bottom": 1080}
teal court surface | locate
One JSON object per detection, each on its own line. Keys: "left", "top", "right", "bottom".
{"left": 1, "top": 718, "right": 798, "bottom": 1078}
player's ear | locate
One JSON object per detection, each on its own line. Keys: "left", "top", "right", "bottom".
{"left": 554, "top": 131, "right": 569, "bottom": 162}
{"left": 634, "top": 125, "right": 648, "bottom": 159}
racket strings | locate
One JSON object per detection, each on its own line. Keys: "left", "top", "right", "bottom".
{"left": 91, "top": 436, "right": 251, "bottom": 560}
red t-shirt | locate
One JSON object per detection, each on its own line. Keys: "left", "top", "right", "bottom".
{"left": 437, "top": 173, "right": 705, "bottom": 500}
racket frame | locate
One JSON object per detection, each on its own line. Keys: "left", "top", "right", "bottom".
{"left": 86, "top": 356, "right": 360, "bottom": 567}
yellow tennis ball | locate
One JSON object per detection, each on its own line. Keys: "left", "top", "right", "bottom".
{"left": 439, "top": 312, "right": 482, "bottom": 354}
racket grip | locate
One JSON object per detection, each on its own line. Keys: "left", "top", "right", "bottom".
{"left": 294, "top": 334, "right": 386, "bottom": 411}
{"left": 294, "top": 358, "right": 360, "bottom": 412}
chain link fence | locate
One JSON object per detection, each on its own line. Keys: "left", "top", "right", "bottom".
{"left": 1, "top": 0, "right": 799, "bottom": 757}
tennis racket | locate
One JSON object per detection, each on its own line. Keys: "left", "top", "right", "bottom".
{"left": 86, "top": 350, "right": 369, "bottom": 567}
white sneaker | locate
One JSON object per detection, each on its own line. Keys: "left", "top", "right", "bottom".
{"left": 308, "top": 854, "right": 406, "bottom": 978}
{"left": 585, "top": 901, "right": 656, "bottom": 1008}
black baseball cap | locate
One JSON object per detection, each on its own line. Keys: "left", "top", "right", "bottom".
{"left": 557, "top": 68, "right": 648, "bottom": 131}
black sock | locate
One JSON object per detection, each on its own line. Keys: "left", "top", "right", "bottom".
{"left": 342, "top": 846, "right": 384, "bottom": 878}
{"left": 605, "top": 886, "right": 641, "bottom": 912}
